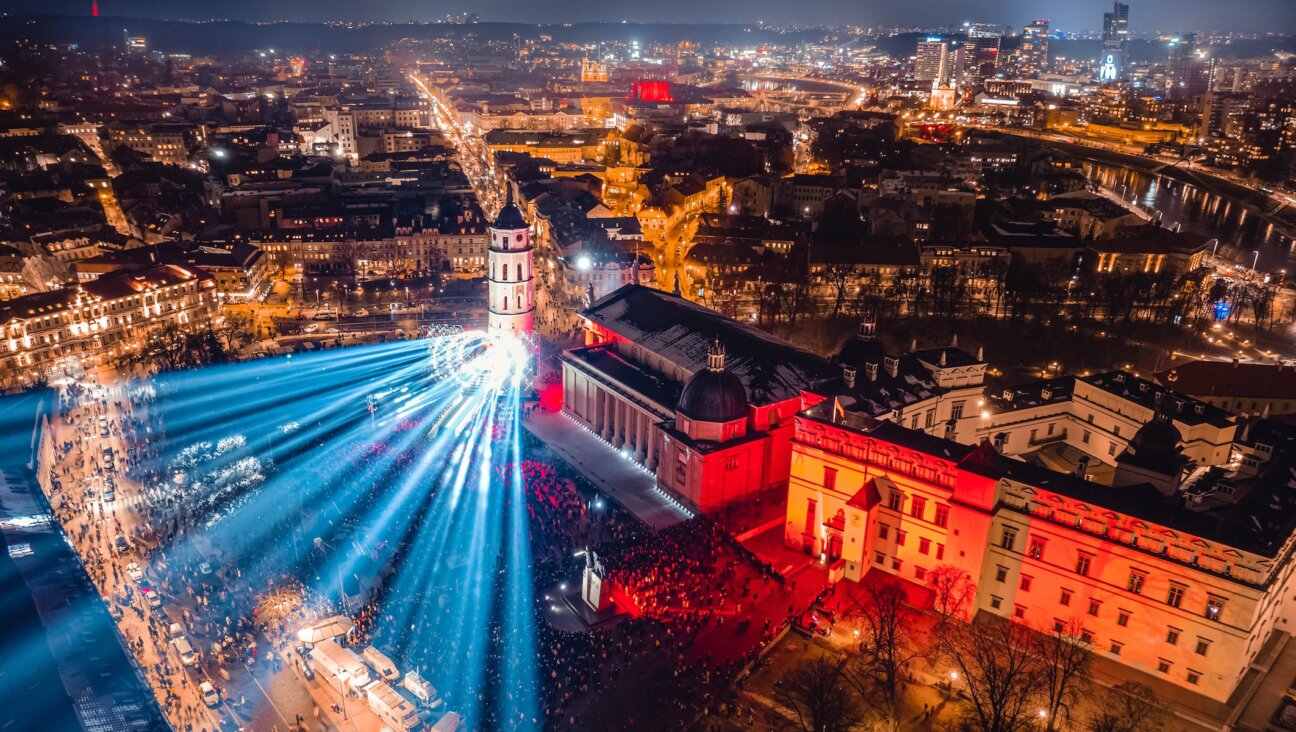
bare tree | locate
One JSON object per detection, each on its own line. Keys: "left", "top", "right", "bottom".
{"left": 1084, "top": 682, "right": 1166, "bottom": 732}
{"left": 939, "top": 616, "right": 1043, "bottom": 732}
{"left": 926, "top": 565, "right": 977, "bottom": 626}
{"left": 823, "top": 262, "right": 858, "bottom": 318}
{"left": 772, "top": 655, "right": 866, "bottom": 732}
{"left": 1035, "top": 619, "right": 1092, "bottom": 732}
{"left": 843, "top": 580, "right": 920, "bottom": 731}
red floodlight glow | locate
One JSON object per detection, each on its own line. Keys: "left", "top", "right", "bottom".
{"left": 630, "top": 80, "right": 673, "bottom": 103}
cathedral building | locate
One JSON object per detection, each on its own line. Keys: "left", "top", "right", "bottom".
{"left": 559, "top": 284, "right": 986, "bottom": 513}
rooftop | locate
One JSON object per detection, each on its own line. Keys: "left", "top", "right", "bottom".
{"left": 580, "top": 285, "right": 835, "bottom": 406}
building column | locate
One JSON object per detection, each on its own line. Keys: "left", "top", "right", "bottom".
{"left": 645, "top": 425, "right": 658, "bottom": 472}
{"left": 615, "top": 400, "right": 627, "bottom": 448}
{"left": 635, "top": 412, "right": 648, "bottom": 464}
{"left": 601, "top": 389, "right": 614, "bottom": 441}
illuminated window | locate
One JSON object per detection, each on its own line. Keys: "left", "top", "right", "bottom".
{"left": 1205, "top": 597, "right": 1224, "bottom": 622}
{"left": 910, "top": 496, "right": 926, "bottom": 520}
{"left": 1128, "top": 572, "right": 1145, "bottom": 594}
{"left": 1028, "top": 537, "right": 1044, "bottom": 559}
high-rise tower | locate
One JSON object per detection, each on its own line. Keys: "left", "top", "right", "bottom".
{"left": 1100, "top": 2, "right": 1130, "bottom": 81}
{"left": 487, "top": 188, "right": 534, "bottom": 334}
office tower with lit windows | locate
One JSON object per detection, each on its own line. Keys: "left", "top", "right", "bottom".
{"left": 1100, "top": 2, "right": 1130, "bottom": 81}
{"left": 1018, "top": 19, "right": 1050, "bottom": 77}
{"left": 1168, "top": 33, "right": 1212, "bottom": 101}
{"left": 915, "top": 38, "right": 951, "bottom": 85}
{"left": 959, "top": 23, "right": 1001, "bottom": 85}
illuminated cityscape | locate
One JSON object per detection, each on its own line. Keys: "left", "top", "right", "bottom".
{"left": 0, "top": 1, "right": 1295, "bottom": 731}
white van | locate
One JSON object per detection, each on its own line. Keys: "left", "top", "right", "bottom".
{"left": 402, "top": 671, "right": 438, "bottom": 704}
{"left": 361, "top": 646, "right": 399, "bottom": 681}
{"left": 431, "top": 711, "right": 463, "bottom": 732}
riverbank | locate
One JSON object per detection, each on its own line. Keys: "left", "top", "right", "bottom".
{"left": 998, "top": 131, "right": 1296, "bottom": 251}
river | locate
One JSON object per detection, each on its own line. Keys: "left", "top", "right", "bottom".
{"left": 1083, "top": 162, "right": 1294, "bottom": 272}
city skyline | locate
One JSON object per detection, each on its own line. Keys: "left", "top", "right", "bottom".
{"left": 3, "top": 0, "right": 1296, "bottom": 34}
{"left": 2, "top": 0, "right": 1296, "bottom": 728}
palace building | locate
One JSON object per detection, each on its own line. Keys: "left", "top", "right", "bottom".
{"left": 557, "top": 282, "right": 1296, "bottom": 703}
{"left": 786, "top": 393, "right": 1296, "bottom": 703}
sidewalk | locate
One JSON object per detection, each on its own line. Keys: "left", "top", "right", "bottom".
{"left": 523, "top": 409, "right": 687, "bottom": 530}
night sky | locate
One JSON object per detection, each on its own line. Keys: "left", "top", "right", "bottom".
{"left": 5, "top": 0, "right": 1295, "bottom": 32}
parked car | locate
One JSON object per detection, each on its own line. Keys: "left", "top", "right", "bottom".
{"left": 113, "top": 534, "right": 130, "bottom": 555}
{"left": 172, "top": 637, "right": 197, "bottom": 666}
{"left": 200, "top": 681, "right": 220, "bottom": 707}
{"left": 125, "top": 562, "right": 144, "bottom": 582}
{"left": 141, "top": 586, "right": 162, "bottom": 608}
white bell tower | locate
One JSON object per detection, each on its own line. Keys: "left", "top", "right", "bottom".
{"left": 487, "top": 188, "right": 534, "bottom": 334}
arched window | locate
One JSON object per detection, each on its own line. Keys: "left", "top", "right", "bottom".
{"left": 502, "top": 263, "right": 509, "bottom": 281}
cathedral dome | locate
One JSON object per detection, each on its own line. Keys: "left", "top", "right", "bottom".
{"left": 1126, "top": 418, "right": 1182, "bottom": 460}
{"left": 677, "top": 339, "right": 748, "bottom": 423}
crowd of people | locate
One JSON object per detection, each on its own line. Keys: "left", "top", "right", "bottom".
{"left": 35, "top": 346, "right": 823, "bottom": 732}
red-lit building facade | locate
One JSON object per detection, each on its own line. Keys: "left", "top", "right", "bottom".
{"left": 561, "top": 285, "right": 988, "bottom": 514}
{"left": 787, "top": 400, "right": 1296, "bottom": 703}
{"left": 561, "top": 285, "right": 831, "bottom": 512}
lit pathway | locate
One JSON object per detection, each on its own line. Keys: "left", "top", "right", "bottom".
{"left": 524, "top": 409, "right": 686, "bottom": 531}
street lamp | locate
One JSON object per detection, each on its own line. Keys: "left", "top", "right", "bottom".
{"left": 337, "top": 669, "right": 350, "bottom": 719}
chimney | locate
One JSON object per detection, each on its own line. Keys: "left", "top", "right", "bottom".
{"left": 950, "top": 334, "right": 959, "bottom": 348}
{"left": 1233, "top": 358, "right": 1239, "bottom": 368}
{"left": 843, "top": 364, "right": 857, "bottom": 389}
{"left": 865, "top": 362, "right": 878, "bottom": 382}
{"left": 940, "top": 350, "right": 947, "bottom": 366}
{"left": 884, "top": 356, "right": 899, "bottom": 378}
{"left": 976, "top": 345, "right": 984, "bottom": 362}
